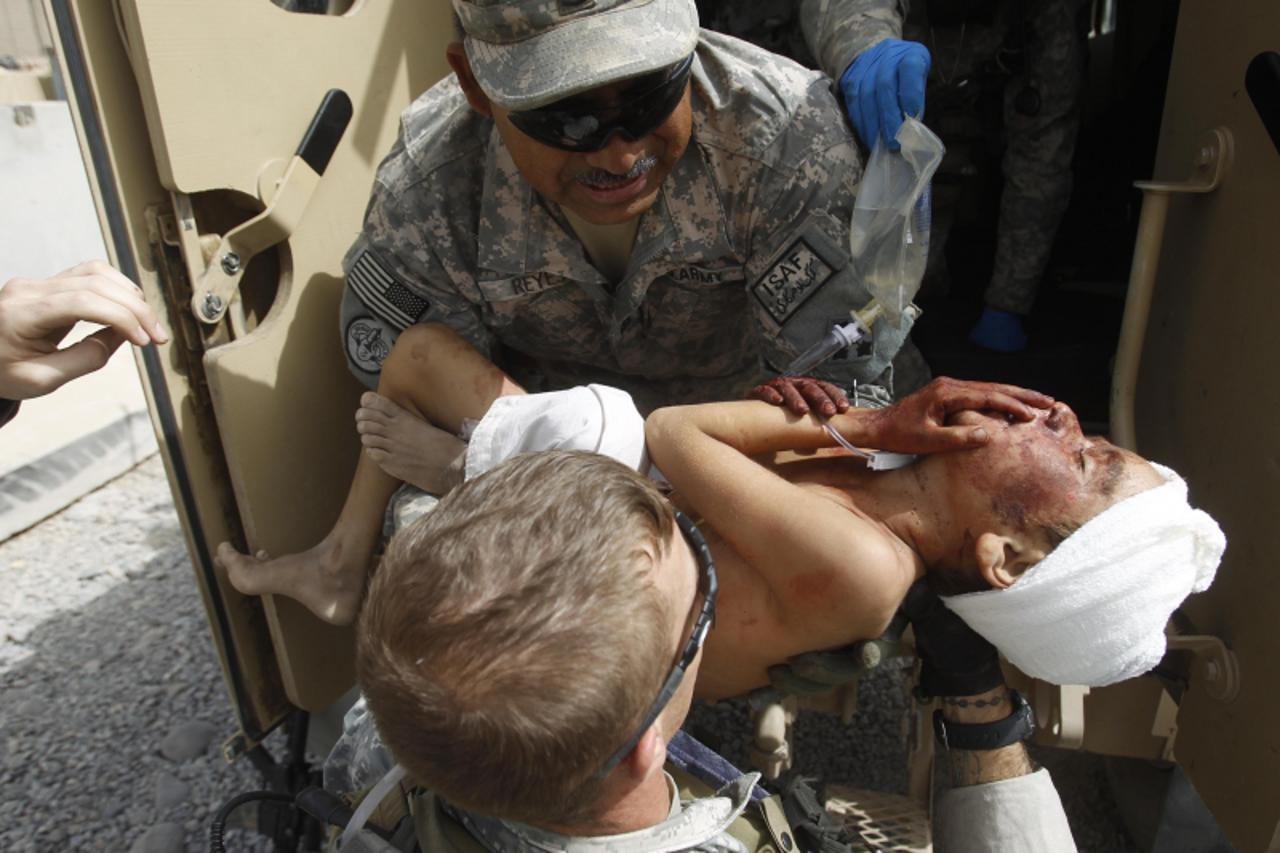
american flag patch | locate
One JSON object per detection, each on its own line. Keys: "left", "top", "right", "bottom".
{"left": 346, "top": 250, "right": 429, "bottom": 329}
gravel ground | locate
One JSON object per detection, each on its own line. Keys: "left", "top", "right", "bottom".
{"left": 0, "top": 455, "right": 1140, "bottom": 851}
{"left": 0, "top": 457, "right": 273, "bottom": 852}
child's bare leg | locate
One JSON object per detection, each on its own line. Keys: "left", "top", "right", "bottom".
{"left": 216, "top": 447, "right": 396, "bottom": 625}
{"left": 377, "top": 322, "right": 525, "bottom": 431}
{"left": 217, "top": 323, "right": 523, "bottom": 625}
{"left": 356, "top": 324, "right": 525, "bottom": 490}
{"left": 355, "top": 395, "right": 466, "bottom": 493}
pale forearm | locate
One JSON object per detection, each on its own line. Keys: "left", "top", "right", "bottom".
{"left": 644, "top": 402, "right": 798, "bottom": 519}
{"left": 939, "top": 688, "right": 1037, "bottom": 787}
{"left": 646, "top": 400, "right": 884, "bottom": 460}
{"left": 645, "top": 399, "right": 906, "bottom": 617}
{"left": 645, "top": 401, "right": 907, "bottom": 620}
{"left": 945, "top": 745, "right": 1037, "bottom": 787}
{"left": 935, "top": 687, "right": 1077, "bottom": 853}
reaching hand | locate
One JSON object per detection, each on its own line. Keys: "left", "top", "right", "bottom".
{"left": 0, "top": 261, "right": 168, "bottom": 400}
{"left": 840, "top": 38, "right": 932, "bottom": 152}
{"left": 748, "top": 376, "right": 850, "bottom": 417}
{"left": 902, "top": 579, "right": 1005, "bottom": 699}
{"left": 863, "top": 376, "right": 1053, "bottom": 454}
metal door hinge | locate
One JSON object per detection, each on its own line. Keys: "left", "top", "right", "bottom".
{"left": 189, "top": 89, "right": 352, "bottom": 325}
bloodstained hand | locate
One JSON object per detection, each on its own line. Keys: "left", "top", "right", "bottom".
{"left": 748, "top": 376, "right": 850, "bottom": 417}
{"left": 864, "top": 376, "right": 1054, "bottom": 454}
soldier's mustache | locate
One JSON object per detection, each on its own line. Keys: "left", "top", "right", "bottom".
{"left": 575, "top": 155, "right": 659, "bottom": 189}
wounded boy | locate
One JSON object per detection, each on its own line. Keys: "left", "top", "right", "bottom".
{"left": 219, "top": 323, "right": 1224, "bottom": 692}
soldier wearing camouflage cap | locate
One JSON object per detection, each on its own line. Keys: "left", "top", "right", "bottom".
{"left": 698, "top": 0, "right": 1089, "bottom": 353}
{"left": 338, "top": 0, "right": 923, "bottom": 417}
{"left": 695, "top": 0, "right": 932, "bottom": 154}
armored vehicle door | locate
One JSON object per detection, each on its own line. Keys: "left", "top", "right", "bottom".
{"left": 1004, "top": 2, "right": 1280, "bottom": 848}
{"left": 44, "top": 0, "right": 452, "bottom": 748}
{"left": 1125, "top": 2, "right": 1280, "bottom": 848}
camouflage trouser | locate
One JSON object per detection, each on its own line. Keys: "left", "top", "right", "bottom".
{"left": 909, "top": 0, "right": 1089, "bottom": 315}
{"left": 382, "top": 483, "right": 439, "bottom": 540}
{"left": 986, "top": 0, "right": 1091, "bottom": 315}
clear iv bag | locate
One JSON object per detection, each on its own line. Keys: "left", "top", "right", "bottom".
{"left": 847, "top": 117, "right": 945, "bottom": 327}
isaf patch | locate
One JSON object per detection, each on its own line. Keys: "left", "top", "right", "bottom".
{"left": 346, "top": 315, "right": 396, "bottom": 374}
{"left": 752, "top": 238, "right": 834, "bottom": 324}
{"left": 347, "top": 250, "right": 429, "bottom": 328}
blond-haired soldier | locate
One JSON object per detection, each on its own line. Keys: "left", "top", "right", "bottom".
{"left": 357, "top": 451, "right": 1084, "bottom": 851}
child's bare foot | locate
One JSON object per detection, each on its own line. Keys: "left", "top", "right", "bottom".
{"left": 215, "top": 539, "right": 366, "bottom": 626}
{"left": 355, "top": 392, "right": 466, "bottom": 494}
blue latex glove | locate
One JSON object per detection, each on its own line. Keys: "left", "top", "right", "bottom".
{"left": 840, "top": 39, "right": 931, "bottom": 151}
{"left": 968, "top": 307, "right": 1029, "bottom": 353}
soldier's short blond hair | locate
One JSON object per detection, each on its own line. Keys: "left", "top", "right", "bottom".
{"left": 357, "top": 450, "right": 675, "bottom": 827}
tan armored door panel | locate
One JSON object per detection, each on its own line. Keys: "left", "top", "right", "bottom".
{"left": 116, "top": 0, "right": 452, "bottom": 710}
{"left": 1132, "top": 2, "right": 1280, "bottom": 848}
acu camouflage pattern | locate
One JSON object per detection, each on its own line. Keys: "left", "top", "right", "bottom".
{"left": 703, "top": 0, "right": 1086, "bottom": 316}
{"left": 694, "top": 0, "right": 906, "bottom": 81}
{"left": 457, "top": 0, "right": 700, "bottom": 111}
{"left": 341, "top": 31, "right": 918, "bottom": 414}
{"left": 410, "top": 767, "right": 775, "bottom": 852}
{"left": 985, "top": 0, "right": 1090, "bottom": 315}
{"left": 905, "top": 0, "right": 1090, "bottom": 315}
{"left": 453, "top": 0, "right": 641, "bottom": 45}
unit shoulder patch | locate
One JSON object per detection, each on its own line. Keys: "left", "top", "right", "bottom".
{"left": 752, "top": 238, "right": 835, "bottom": 325}
{"left": 345, "top": 315, "right": 397, "bottom": 374}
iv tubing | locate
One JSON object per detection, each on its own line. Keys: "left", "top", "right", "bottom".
{"left": 782, "top": 300, "right": 885, "bottom": 378}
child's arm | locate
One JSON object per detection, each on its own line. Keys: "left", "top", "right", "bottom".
{"left": 646, "top": 400, "right": 917, "bottom": 637}
{"left": 645, "top": 379, "right": 1053, "bottom": 636}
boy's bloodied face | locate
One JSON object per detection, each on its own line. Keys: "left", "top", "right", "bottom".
{"left": 939, "top": 402, "right": 1165, "bottom": 539}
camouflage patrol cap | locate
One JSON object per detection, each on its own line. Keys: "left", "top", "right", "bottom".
{"left": 453, "top": 0, "right": 699, "bottom": 111}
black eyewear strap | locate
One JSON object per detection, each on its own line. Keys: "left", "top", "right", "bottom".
{"left": 508, "top": 53, "right": 695, "bottom": 152}
{"left": 595, "top": 510, "right": 718, "bottom": 778}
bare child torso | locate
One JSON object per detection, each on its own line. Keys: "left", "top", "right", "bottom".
{"left": 673, "top": 451, "right": 925, "bottom": 701}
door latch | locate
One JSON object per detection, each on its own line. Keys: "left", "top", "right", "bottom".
{"left": 191, "top": 89, "right": 353, "bottom": 325}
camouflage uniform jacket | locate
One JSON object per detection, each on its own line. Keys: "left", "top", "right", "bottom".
{"left": 696, "top": 0, "right": 906, "bottom": 80}
{"left": 411, "top": 769, "right": 779, "bottom": 852}
{"left": 340, "top": 31, "right": 916, "bottom": 412}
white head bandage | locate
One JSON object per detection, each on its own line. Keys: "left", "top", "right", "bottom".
{"left": 941, "top": 463, "right": 1225, "bottom": 687}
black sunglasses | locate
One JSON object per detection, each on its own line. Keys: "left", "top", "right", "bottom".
{"left": 595, "top": 511, "right": 718, "bottom": 778}
{"left": 508, "top": 54, "right": 695, "bottom": 153}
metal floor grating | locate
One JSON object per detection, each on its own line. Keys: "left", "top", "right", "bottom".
{"left": 825, "top": 784, "right": 931, "bottom": 852}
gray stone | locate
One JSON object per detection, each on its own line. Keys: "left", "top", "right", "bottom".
{"left": 100, "top": 799, "right": 127, "bottom": 821}
{"left": 154, "top": 772, "right": 192, "bottom": 811}
{"left": 129, "top": 822, "right": 184, "bottom": 853}
{"left": 159, "top": 721, "right": 217, "bottom": 763}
